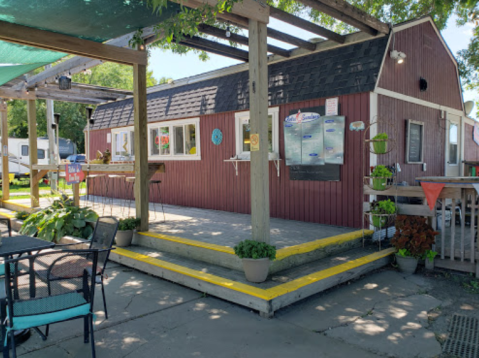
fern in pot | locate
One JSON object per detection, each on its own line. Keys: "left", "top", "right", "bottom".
{"left": 370, "top": 165, "right": 392, "bottom": 191}
{"left": 116, "top": 217, "right": 141, "bottom": 247}
{"left": 234, "top": 240, "right": 276, "bottom": 283}
{"left": 391, "top": 215, "right": 438, "bottom": 274}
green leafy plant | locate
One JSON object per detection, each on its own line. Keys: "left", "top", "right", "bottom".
{"left": 372, "top": 133, "right": 388, "bottom": 140}
{"left": 233, "top": 240, "right": 276, "bottom": 260}
{"left": 371, "top": 165, "right": 392, "bottom": 178}
{"left": 118, "top": 217, "right": 141, "bottom": 231}
{"left": 15, "top": 211, "right": 30, "bottom": 221}
{"left": 425, "top": 249, "right": 438, "bottom": 263}
{"left": 370, "top": 199, "right": 397, "bottom": 227}
{"left": 391, "top": 215, "right": 439, "bottom": 259}
{"left": 19, "top": 198, "right": 98, "bottom": 243}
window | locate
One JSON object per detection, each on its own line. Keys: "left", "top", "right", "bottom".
{"left": 148, "top": 118, "right": 200, "bottom": 160}
{"left": 37, "top": 149, "right": 45, "bottom": 160}
{"left": 235, "top": 107, "right": 279, "bottom": 160}
{"left": 405, "top": 119, "right": 424, "bottom": 164}
{"left": 449, "top": 123, "right": 458, "bottom": 165}
{"left": 21, "top": 145, "right": 28, "bottom": 156}
{"left": 111, "top": 126, "right": 134, "bottom": 161}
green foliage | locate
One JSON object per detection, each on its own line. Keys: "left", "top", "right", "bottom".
{"left": 391, "top": 215, "right": 439, "bottom": 259}
{"left": 118, "top": 217, "right": 141, "bottom": 231}
{"left": 14, "top": 211, "right": 30, "bottom": 220}
{"left": 19, "top": 198, "right": 98, "bottom": 243}
{"left": 233, "top": 240, "right": 276, "bottom": 260}
{"left": 371, "top": 199, "right": 397, "bottom": 215}
{"left": 371, "top": 165, "right": 393, "bottom": 178}
{"left": 372, "top": 133, "right": 388, "bottom": 140}
{"left": 425, "top": 249, "right": 438, "bottom": 262}
{"left": 463, "top": 279, "right": 479, "bottom": 293}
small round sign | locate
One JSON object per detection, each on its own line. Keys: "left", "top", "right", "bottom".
{"left": 212, "top": 128, "right": 223, "bottom": 145}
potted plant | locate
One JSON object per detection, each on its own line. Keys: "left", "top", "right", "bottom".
{"left": 116, "top": 217, "right": 141, "bottom": 247}
{"left": 370, "top": 199, "right": 397, "bottom": 228}
{"left": 371, "top": 132, "right": 388, "bottom": 154}
{"left": 233, "top": 240, "right": 276, "bottom": 283}
{"left": 370, "top": 165, "right": 393, "bottom": 191}
{"left": 391, "top": 215, "right": 439, "bottom": 274}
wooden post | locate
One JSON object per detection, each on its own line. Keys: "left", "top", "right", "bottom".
{"left": 73, "top": 183, "right": 80, "bottom": 207}
{"left": 27, "top": 100, "right": 39, "bottom": 208}
{"left": 0, "top": 101, "right": 9, "bottom": 201}
{"left": 133, "top": 51, "right": 149, "bottom": 231}
{"left": 248, "top": 20, "right": 270, "bottom": 243}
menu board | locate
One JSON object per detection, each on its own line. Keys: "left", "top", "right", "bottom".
{"left": 323, "top": 116, "right": 345, "bottom": 165}
{"left": 406, "top": 120, "right": 424, "bottom": 163}
{"left": 284, "top": 121, "right": 302, "bottom": 165}
{"left": 289, "top": 164, "right": 340, "bottom": 181}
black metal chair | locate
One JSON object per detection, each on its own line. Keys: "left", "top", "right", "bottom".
{"left": 38, "top": 217, "right": 118, "bottom": 320}
{"left": 2, "top": 249, "right": 103, "bottom": 358}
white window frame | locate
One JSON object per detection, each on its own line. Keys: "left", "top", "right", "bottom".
{"left": 148, "top": 118, "right": 201, "bottom": 161}
{"left": 234, "top": 107, "right": 279, "bottom": 160}
{"left": 111, "top": 126, "right": 135, "bottom": 161}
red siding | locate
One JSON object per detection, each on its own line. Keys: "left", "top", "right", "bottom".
{"left": 377, "top": 95, "right": 445, "bottom": 185}
{"left": 378, "top": 21, "right": 463, "bottom": 111}
{"left": 89, "top": 93, "right": 370, "bottom": 228}
{"left": 465, "top": 123, "right": 479, "bottom": 161}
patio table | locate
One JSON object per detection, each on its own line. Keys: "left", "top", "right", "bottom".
{"left": 0, "top": 236, "right": 55, "bottom": 353}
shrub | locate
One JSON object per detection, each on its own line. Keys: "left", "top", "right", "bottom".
{"left": 15, "top": 211, "right": 30, "bottom": 221}
{"left": 118, "top": 217, "right": 141, "bottom": 231}
{"left": 234, "top": 240, "right": 276, "bottom": 260}
{"left": 20, "top": 198, "right": 98, "bottom": 243}
{"left": 391, "top": 215, "right": 438, "bottom": 259}
{"left": 371, "top": 165, "right": 392, "bottom": 178}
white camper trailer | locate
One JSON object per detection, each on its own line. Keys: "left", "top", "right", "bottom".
{"left": 0, "top": 137, "right": 50, "bottom": 179}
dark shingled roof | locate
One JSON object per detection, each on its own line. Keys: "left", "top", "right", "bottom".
{"left": 91, "top": 36, "right": 388, "bottom": 130}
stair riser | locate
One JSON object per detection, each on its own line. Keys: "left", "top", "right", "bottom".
{"left": 134, "top": 233, "right": 365, "bottom": 274}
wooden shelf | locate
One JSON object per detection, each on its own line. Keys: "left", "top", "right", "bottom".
{"left": 224, "top": 159, "right": 282, "bottom": 177}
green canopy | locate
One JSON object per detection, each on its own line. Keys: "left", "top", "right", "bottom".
{"left": 0, "top": 0, "right": 179, "bottom": 86}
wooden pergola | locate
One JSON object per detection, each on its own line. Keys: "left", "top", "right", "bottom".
{"left": 0, "top": 0, "right": 389, "bottom": 240}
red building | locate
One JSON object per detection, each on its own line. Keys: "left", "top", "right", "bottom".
{"left": 88, "top": 16, "right": 473, "bottom": 229}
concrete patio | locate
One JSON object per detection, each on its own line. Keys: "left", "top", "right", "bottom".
{"left": 12, "top": 260, "right": 478, "bottom": 358}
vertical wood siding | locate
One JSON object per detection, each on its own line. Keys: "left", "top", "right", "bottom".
{"left": 89, "top": 93, "right": 369, "bottom": 228}
{"left": 378, "top": 21, "right": 463, "bottom": 111}
{"left": 464, "top": 123, "right": 479, "bottom": 161}
{"left": 377, "top": 95, "right": 445, "bottom": 185}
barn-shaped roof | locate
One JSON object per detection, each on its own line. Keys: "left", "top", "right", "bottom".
{"left": 91, "top": 35, "right": 389, "bottom": 130}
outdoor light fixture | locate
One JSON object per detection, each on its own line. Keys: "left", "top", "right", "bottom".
{"left": 53, "top": 113, "right": 60, "bottom": 125}
{"left": 68, "top": 71, "right": 72, "bottom": 77}
{"left": 51, "top": 123, "right": 56, "bottom": 130}
{"left": 58, "top": 75, "right": 72, "bottom": 90}
{"left": 226, "top": 26, "right": 231, "bottom": 38}
{"left": 390, "top": 50, "right": 406, "bottom": 64}
{"left": 44, "top": 81, "right": 48, "bottom": 88}
{"left": 419, "top": 77, "right": 428, "bottom": 92}
{"left": 139, "top": 44, "right": 145, "bottom": 51}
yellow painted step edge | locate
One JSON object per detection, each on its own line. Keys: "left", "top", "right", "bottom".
{"left": 275, "top": 229, "right": 374, "bottom": 260}
{"left": 114, "top": 247, "right": 395, "bottom": 301}
{"left": 2, "top": 200, "right": 31, "bottom": 210}
{"left": 138, "top": 229, "right": 374, "bottom": 260}
{"left": 0, "top": 211, "right": 15, "bottom": 219}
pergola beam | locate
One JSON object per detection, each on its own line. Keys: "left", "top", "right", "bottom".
{"left": 198, "top": 24, "right": 291, "bottom": 58}
{"left": 179, "top": 36, "right": 250, "bottom": 62}
{"left": 269, "top": 7, "right": 345, "bottom": 43}
{"left": 295, "top": 0, "right": 381, "bottom": 36}
{"left": 0, "top": 20, "right": 148, "bottom": 66}
{"left": 266, "top": 27, "right": 317, "bottom": 51}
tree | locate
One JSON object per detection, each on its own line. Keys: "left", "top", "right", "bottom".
{"left": 7, "top": 62, "right": 159, "bottom": 152}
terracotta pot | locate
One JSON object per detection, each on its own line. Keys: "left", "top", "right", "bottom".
{"left": 395, "top": 254, "right": 418, "bottom": 274}
{"left": 116, "top": 230, "right": 133, "bottom": 247}
{"left": 242, "top": 258, "right": 270, "bottom": 283}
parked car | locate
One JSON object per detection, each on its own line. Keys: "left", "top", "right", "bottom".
{"left": 66, "top": 154, "right": 86, "bottom": 163}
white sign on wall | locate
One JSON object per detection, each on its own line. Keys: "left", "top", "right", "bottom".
{"left": 107, "top": 133, "right": 111, "bottom": 143}
{"left": 325, "top": 97, "right": 339, "bottom": 116}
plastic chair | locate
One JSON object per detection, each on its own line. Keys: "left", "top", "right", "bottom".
{"left": 2, "top": 249, "right": 103, "bottom": 358}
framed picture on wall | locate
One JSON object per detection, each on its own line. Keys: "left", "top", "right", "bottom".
{"left": 405, "top": 119, "right": 424, "bottom": 164}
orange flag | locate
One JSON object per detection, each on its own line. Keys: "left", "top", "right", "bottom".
{"left": 420, "top": 182, "right": 445, "bottom": 210}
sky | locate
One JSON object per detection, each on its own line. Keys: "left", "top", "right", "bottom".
{"left": 148, "top": 15, "right": 477, "bottom": 117}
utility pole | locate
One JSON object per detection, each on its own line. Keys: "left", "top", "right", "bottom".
{"left": 45, "top": 64, "right": 57, "bottom": 191}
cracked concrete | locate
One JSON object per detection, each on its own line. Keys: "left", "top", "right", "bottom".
{"left": 14, "top": 264, "right": 478, "bottom": 358}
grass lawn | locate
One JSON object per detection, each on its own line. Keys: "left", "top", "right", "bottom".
{"left": 4, "top": 178, "right": 86, "bottom": 194}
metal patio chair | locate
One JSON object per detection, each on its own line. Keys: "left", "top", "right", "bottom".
{"left": 2, "top": 249, "right": 103, "bottom": 358}
{"left": 37, "top": 217, "right": 118, "bottom": 321}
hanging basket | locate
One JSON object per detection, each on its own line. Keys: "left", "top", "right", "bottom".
{"left": 366, "top": 138, "right": 395, "bottom": 155}
{"left": 364, "top": 174, "right": 396, "bottom": 191}
{"left": 364, "top": 212, "right": 397, "bottom": 229}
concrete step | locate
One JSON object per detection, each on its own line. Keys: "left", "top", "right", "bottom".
{"left": 132, "top": 229, "right": 373, "bottom": 274}
{"left": 109, "top": 244, "right": 394, "bottom": 318}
